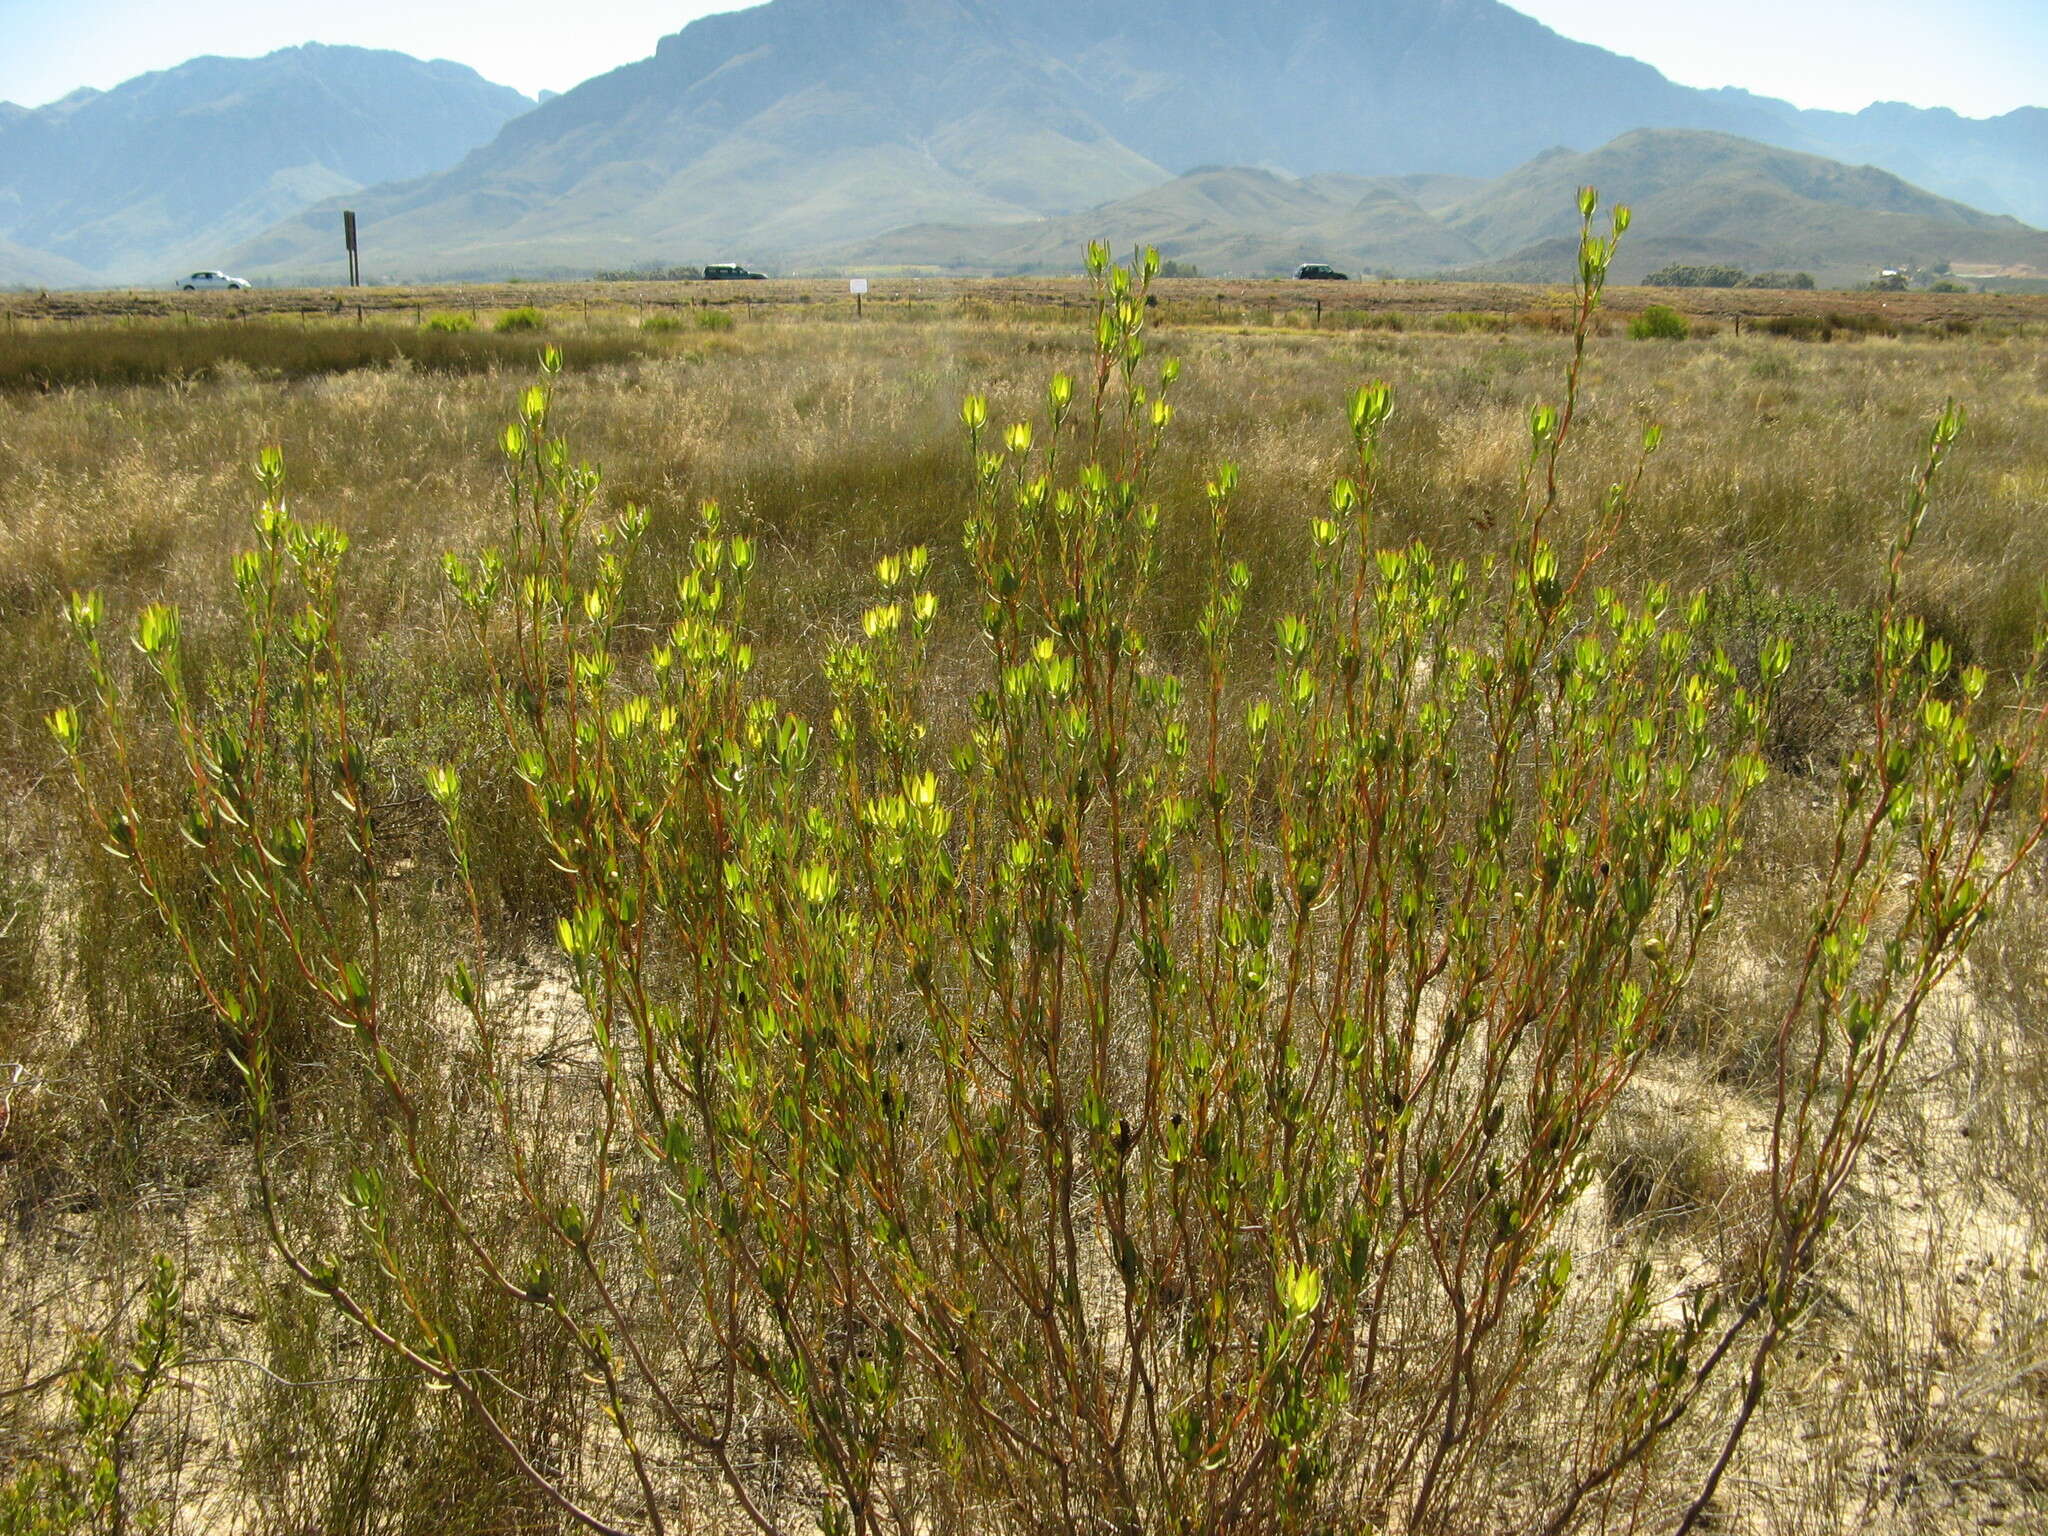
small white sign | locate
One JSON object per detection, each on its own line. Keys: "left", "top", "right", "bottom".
{"left": 849, "top": 278, "right": 870, "bottom": 295}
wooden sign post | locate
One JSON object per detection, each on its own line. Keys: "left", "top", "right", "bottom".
{"left": 849, "top": 276, "right": 868, "bottom": 319}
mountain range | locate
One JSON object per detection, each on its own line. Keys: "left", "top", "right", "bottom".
{"left": 0, "top": 45, "right": 532, "bottom": 285}
{"left": 3, "top": 1, "right": 2044, "bottom": 288}
{"left": 228, "top": 0, "right": 2048, "bottom": 284}
{"left": 824, "top": 129, "right": 2048, "bottom": 284}
{"left": 1439, "top": 128, "right": 2048, "bottom": 284}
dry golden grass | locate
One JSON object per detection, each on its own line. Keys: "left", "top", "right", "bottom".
{"left": 3, "top": 304, "right": 2047, "bottom": 1534}
{"left": 6, "top": 274, "right": 2046, "bottom": 332}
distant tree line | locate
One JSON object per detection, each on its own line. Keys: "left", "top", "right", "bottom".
{"left": 1643, "top": 264, "right": 1815, "bottom": 290}
{"left": 592, "top": 264, "right": 707, "bottom": 281}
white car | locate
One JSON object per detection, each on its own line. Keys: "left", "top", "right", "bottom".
{"left": 177, "top": 270, "right": 251, "bottom": 290}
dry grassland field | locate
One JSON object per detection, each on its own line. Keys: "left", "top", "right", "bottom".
{"left": 6, "top": 273, "right": 2043, "bottom": 328}
{"left": 4, "top": 254, "right": 2048, "bottom": 1536}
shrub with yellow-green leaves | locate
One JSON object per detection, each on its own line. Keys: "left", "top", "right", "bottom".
{"left": 49, "top": 195, "right": 2048, "bottom": 1536}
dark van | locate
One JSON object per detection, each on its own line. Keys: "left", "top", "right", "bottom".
{"left": 703, "top": 263, "right": 768, "bottom": 280}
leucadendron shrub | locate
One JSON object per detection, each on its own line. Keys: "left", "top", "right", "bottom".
{"left": 50, "top": 195, "right": 2048, "bottom": 1536}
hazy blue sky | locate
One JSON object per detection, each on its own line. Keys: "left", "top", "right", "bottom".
{"left": 1514, "top": 0, "right": 2046, "bottom": 116}
{"left": 0, "top": 0, "right": 2042, "bottom": 116}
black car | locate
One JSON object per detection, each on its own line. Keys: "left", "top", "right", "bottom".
{"left": 1295, "top": 263, "right": 1348, "bottom": 281}
{"left": 703, "top": 263, "right": 768, "bottom": 280}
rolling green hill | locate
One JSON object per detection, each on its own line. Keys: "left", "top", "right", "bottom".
{"left": 821, "top": 166, "right": 1484, "bottom": 276}
{"left": 1713, "top": 92, "right": 2048, "bottom": 230}
{"left": 812, "top": 130, "right": 2048, "bottom": 284}
{"left": 1444, "top": 130, "right": 2048, "bottom": 285}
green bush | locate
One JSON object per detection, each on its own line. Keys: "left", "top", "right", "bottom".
{"left": 1701, "top": 572, "right": 1878, "bottom": 768}
{"left": 492, "top": 306, "right": 545, "bottom": 333}
{"left": 594, "top": 264, "right": 701, "bottom": 281}
{"left": 1755, "top": 309, "right": 1899, "bottom": 343}
{"left": 640, "top": 312, "right": 684, "bottom": 333}
{"left": 1741, "top": 270, "right": 1815, "bottom": 290}
{"left": 1629, "top": 303, "right": 1690, "bottom": 340}
{"left": 51, "top": 205, "right": 2048, "bottom": 1536}
{"left": 1759, "top": 313, "right": 1825, "bottom": 341}
{"left": 423, "top": 312, "right": 474, "bottom": 333}
{"left": 1643, "top": 264, "right": 1746, "bottom": 288}
{"left": 696, "top": 308, "right": 734, "bottom": 331}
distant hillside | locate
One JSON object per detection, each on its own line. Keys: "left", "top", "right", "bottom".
{"left": 0, "top": 233, "right": 93, "bottom": 289}
{"left": 824, "top": 167, "right": 1483, "bottom": 276}
{"left": 819, "top": 130, "right": 2048, "bottom": 284}
{"left": 1384, "top": 174, "right": 1489, "bottom": 216}
{"left": 0, "top": 45, "right": 533, "bottom": 284}
{"left": 242, "top": 0, "right": 2042, "bottom": 281}
{"left": 1444, "top": 130, "right": 2048, "bottom": 285}
{"left": 1719, "top": 93, "right": 2048, "bottom": 229}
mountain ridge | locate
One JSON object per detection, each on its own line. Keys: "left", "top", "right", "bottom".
{"left": 811, "top": 129, "right": 2048, "bottom": 284}
{"left": 1445, "top": 129, "right": 2048, "bottom": 282}
{"left": 1707, "top": 90, "right": 2048, "bottom": 224}
{"left": 8, "top": 1, "right": 2043, "bottom": 287}
{"left": 0, "top": 44, "right": 534, "bottom": 284}
{"left": 227, "top": 0, "right": 2048, "bottom": 283}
